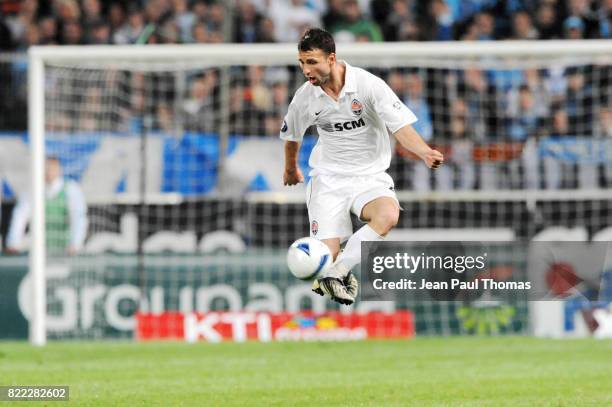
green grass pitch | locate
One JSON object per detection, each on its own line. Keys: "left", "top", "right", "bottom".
{"left": 1, "top": 337, "right": 610, "bottom": 406}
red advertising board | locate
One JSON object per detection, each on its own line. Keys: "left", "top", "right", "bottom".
{"left": 136, "top": 311, "right": 414, "bottom": 342}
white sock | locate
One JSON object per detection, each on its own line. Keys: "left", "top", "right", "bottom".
{"left": 325, "top": 225, "right": 384, "bottom": 278}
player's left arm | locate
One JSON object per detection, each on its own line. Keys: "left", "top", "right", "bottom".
{"left": 369, "top": 75, "right": 443, "bottom": 169}
{"left": 394, "top": 124, "right": 444, "bottom": 169}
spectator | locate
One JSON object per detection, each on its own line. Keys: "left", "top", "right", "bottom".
{"left": 511, "top": 71, "right": 552, "bottom": 189}
{"left": 79, "top": 87, "right": 104, "bottom": 131}
{"left": 564, "top": 67, "right": 594, "bottom": 136}
{"left": 506, "top": 84, "right": 546, "bottom": 141}
{"left": 192, "top": 22, "right": 209, "bottom": 43}
{"left": 233, "top": 0, "right": 262, "bottom": 43}
{"left": 47, "top": 113, "right": 72, "bottom": 132}
{"left": 511, "top": 10, "right": 539, "bottom": 39}
{"left": 424, "top": 0, "right": 454, "bottom": 41}
{"left": 54, "top": 0, "right": 81, "bottom": 22}
{"left": 550, "top": 104, "right": 570, "bottom": 137}
{"left": 183, "top": 72, "right": 217, "bottom": 133}
{"left": 172, "top": 0, "right": 196, "bottom": 43}
{"left": 228, "top": 83, "right": 265, "bottom": 136}
{"left": 597, "top": 0, "right": 612, "bottom": 37}
{"left": 460, "top": 20, "right": 480, "bottom": 40}
{"left": 123, "top": 72, "right": 146, "bottom": 132}
{"left": 405, "top": 73, "right": 433, "bottom": 142}
{"left": 563, "top": 15, "right": 586, "bottom": 39}
{"left": 6, "top": 157, "right": 88, "bottom": 255}
{"left": 508, "top": 68, "right": 551, "bottom": 118}
{"left": 565, "top": 0, "right": 601, "bottom": 38}
{"left": 268, "top": 0, "right": 321, "bottom": 43}
{"left": 386, "top": 69, "right": 405, "bottom": 98}
{"left": 458, "top": 68, "right": 489, "bottom": 141}
{"left": 451, "top": 0, "right": 498, "bottom": 23}
{"left": 264, "top": 112, "right": 282, "bottom": 136}
{"left": 536, "top": 2, "right": 561, "bottom": 39}
{"left": 246, "top": 65, "right": 272, "bottom": 112}
{"left": 39, "top": 16, "right": 59, "bottom": 44}
{"left": 207, "top": 2, "right": 225, "bottom": 33}
{"left": 61, "top": 19, "right": 83, "bottom": 45}
{"left": 81, "top": 0, "right": 102, "bottom": 27}
{"left": 145, "top": 0, "right": 172, "bottom": 25}
{"left": 257, "top": 17, "right": 277, "bottom": 42}
{"left": 156, "top": 103, "right": 175, "bottom": 133}
{"left": 191, "top": 0, "right": 208, "bottom": 23}
{"left": 113, "top": 6, "right": 145, "bottom": 44}
{"left": 595, "top": 105, "right": 612, "bottom": 138}
{"left": 107, "top": 2, "right": 127, "bottom": 34}
{"left": 595, "top": 105, "right": 612, "bottom": 186}
{"left": 4, "top": 0, "right": 37, "bottom": 48}
{"left": 370, "top": 0, "right": 394, "bottom": 29}
{"left": 322, "top": 0, "right": 345, "bottom": 31}
{"left": 15, "top": 23, "right": 39, "bottom": 50}
{"left": 330, "top": 0, "right": 383, "bottom": 42}
{"left": 157, "top": 19, "right": 181, "bottom": 44}
{"left": 88, "top": 19, "right": 111, "bottom": 44}
{"left": 265, "top": 67, "right": 290, "bottom": 116}
{"left": 539, "top": 105, "right": 569, "bottom": 188}
{"left": 404, "top": 73, "right": 439, "bottom": 190}
{"left": 443, "top": 98, "right": 476, "bottom": 190}
{"left": 383, "top": 0, "right": 420, "bottom": 41}
{"left": 473, "top": 11, "right": 496, "bottom": 40}
{"left": 511, "top": 87, "right": 546, "bottom": 189}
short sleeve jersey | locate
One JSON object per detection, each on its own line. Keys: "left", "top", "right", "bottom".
{"left": 280, "top": 61, "right": 417, "bottom": 176}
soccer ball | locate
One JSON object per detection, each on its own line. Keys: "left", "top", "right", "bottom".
{"left": 287, "top": 237, "right": 332, "bottom": 280}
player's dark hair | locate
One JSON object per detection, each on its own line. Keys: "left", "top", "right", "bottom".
{"left": 298, "top": 28, "right": 335, "bottom": 55}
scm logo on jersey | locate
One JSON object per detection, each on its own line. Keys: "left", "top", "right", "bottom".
{"left": 333, "top": 118, "right": 365, "bottom": 131}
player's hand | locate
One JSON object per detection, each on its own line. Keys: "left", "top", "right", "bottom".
{"left": 66, "top": 246, "right": 78, "bottom": 256}
{"left": 283, "top": 167, "right": 304, "bottom": 186}
{"left": 422, "top": 149, "right": 444, "bottom": 170}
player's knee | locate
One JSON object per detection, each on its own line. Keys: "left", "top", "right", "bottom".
{"left": 330, "top": 247, "right": 340, "bottom": 261}
{"left": 373, "top": 210, "right": 398, "bottom": 234}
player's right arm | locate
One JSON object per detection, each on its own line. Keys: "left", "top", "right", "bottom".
{"left": 283, "top": 141, "right": 304, "bottom": 185}
{"left": 280, "top": 84, "right": 312, "bottom": 186}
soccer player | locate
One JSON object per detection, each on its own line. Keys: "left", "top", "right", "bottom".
{"left": 281, "top": 28, "right": 443, "bottom": 305}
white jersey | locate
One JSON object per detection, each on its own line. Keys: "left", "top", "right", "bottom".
{"left": 280, "top": 61, "right": 417, "bottom": 176}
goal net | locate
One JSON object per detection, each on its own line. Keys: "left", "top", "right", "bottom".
{"left": 22, "top": 41, "right": 612, "bottom": 344}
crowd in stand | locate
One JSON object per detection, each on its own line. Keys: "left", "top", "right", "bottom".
{"left": 0, "top": 0, "right": 611, "bottom": 190}
{"left": 1, "top": 0, "right": 611, "bottom": 49}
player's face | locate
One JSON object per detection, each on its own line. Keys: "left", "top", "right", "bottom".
{"left": 298, "top": 49, "right": 334, "bottom": 86}
{"left": 45, "top": 159, "right": 61, "bottom": 184}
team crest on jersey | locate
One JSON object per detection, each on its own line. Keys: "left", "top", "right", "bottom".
{"left": 311, "top": 220, "right": 319, "bottom": 236}
{"left": 351, "top": 99, "right": 363, "bottom": 116}
{"left": 281, "top": 120, "right": 288, "bottom": 132}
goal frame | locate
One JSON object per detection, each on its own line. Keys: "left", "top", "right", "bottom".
{"left": 27, "top": 39, "right": 612, "bottom": 345}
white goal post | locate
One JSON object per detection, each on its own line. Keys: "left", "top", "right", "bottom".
{"left": 27, "top": 40, "right": 612, "bottom": 345}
